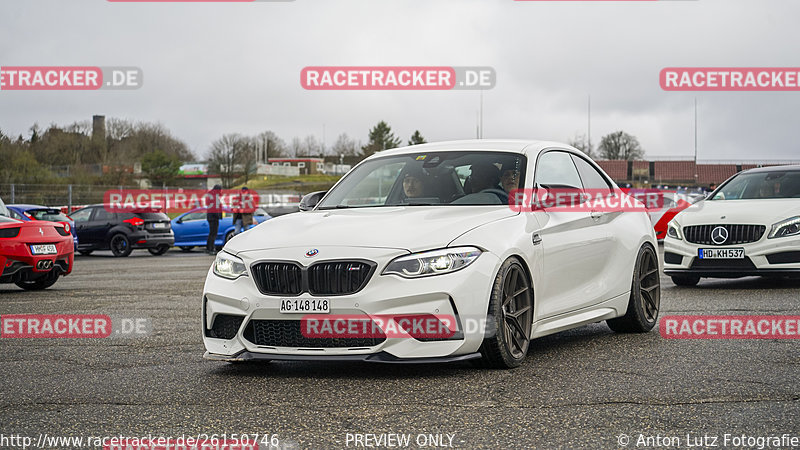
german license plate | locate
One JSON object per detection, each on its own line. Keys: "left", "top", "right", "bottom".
{"left": 152, "top": 222, "right": 168, "bottom": 229}
{"left": 698, "top": 248, "right": 744, "bottom": 259}
{"left": 30, "top": 244, "right": 57, "bottom": 255}
{"left": 280, "top": 298, "right": 330, "bottom": 314}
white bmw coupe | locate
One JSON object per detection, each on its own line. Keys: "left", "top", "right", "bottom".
{"left": 664, "top": 165, "right": 800, "bottom": 286}
{"left": 203, "top": 140, "right": 659, "bottom": 368}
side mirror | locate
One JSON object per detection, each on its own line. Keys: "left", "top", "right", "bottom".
{"left": 299, "top": 191, "right": 327, "bottom": 211}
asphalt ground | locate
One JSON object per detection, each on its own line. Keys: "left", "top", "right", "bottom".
{"left": 0, "top": 247, "right": 798, "bottom": 449}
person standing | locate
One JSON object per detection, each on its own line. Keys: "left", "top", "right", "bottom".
{"left": 206, "top": 184, "right": 222, "bottom": 255}
{"left": 236, "top": 186, "right": 255, "bottom": 234}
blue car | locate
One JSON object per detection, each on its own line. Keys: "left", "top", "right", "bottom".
{"left": 7, "top": 204, "right": 79, "bottom": 249}
{"left": 171, "top": 207, "right": 271, "bottom": 252}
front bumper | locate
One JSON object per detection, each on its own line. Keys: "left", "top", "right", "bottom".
{"left": 664, "top": 235, "right": 800, "bottom": 278}
{"left": 202, "top": 246, "right": 500, "bottom": 361}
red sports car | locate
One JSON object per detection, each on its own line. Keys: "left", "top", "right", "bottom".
{"left": 0, "top": 211, "right": 74, "bottom": 290}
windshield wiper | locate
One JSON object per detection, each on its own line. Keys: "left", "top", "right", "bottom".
{"left": 316, "top": 205, "right": 355, "bottom": 210}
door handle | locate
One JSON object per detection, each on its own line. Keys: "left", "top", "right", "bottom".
{"left": 532, "top": 233, "right": 542, "bottom": 245}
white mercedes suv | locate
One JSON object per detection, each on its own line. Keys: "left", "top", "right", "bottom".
{"left": 664, "top": 165, "right": 800, "bottom": 286}
{"left": 202, "top": 140, "right": 659, "bottom": 368}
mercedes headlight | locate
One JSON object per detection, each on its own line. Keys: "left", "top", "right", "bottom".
{"left": 383, "top": 247, "right": 482, "bottom": 278}
{"left": 213, "top": 252, "right": 248, "bottom": 279}
{"left": 667, "top": 220, "right": 683, "bottom": 240}
{"left": 768, "top": 216, "right": 800, "bottom": 239}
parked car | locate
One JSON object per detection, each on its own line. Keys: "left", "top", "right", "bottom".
{"left": 642, "top": 191, "right": 703, "bottom": 241}
{"left": 0, "top": 197, "right": 74, "bottom": 290}
{"left": 202, "top": 140, "right": 660, "bottom": 368}
{"left": 68, "top": 204, "right": 174, "bottom": 257}
{"left": 171, "top": 208, "right": 272, "bottom": 252}
{"left": 7, "top": 204, "right": 79, "bottom": 249}
{"left": 664, "top": 165, "right": 800, "bottom": 286}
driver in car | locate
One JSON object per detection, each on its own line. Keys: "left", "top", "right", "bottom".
{"left": 402, "top": 166, "right": 434, "bottom": 200}
{"left": 469, "top": 163, "right": 502, "bottom": 193}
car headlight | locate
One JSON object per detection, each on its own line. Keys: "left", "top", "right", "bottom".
{"left": 213, "top": 252, "right": 248, "bottom": 279}
{"left": 768, "top": 216, "right": 800, "bottom": 239}
{"left": 383, "top": 247, "right": 482, "bottom": 278}
{"left": 667, "top": 220, "right": 683, "bottom": 240}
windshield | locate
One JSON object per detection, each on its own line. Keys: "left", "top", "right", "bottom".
{"left": 316, "top": 151, "right": 526, "bottom": 209}
{"left": 27, "top": 209, "right": 70, "bottom": 222}
{"left": 711, "top": 170, "right": 800, "bottom": 200}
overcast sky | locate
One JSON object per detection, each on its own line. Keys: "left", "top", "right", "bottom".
{"left": 1, "top": 0, "right": 799, "bottom": 161}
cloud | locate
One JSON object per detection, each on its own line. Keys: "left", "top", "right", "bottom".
{"left": 1, "top": 0, "right": 799, "bottom": 161}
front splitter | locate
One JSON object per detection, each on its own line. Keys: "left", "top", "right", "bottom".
{"left": 204, "top": 351, "right": 481, "bottom": 364}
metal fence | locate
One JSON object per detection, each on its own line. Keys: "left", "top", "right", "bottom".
{"left": 0, "top": 184, "right": 305, "bottom": 213}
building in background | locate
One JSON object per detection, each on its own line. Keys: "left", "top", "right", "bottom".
{"left": 267, "top": 158, "right": 325, "bottom": 175}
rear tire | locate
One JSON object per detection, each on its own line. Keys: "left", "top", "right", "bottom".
{"left": 475, "top": 257, "right": 533, "bottom": 369}
{"left": 15, "top": 272, "right": 60, "bottom": 290}
{"left": 109, "top": 234, "right": 132, "bottom": 257}
{"left": 671, "top": 275, "right": 700, "bottom": 287}
{"left": 148, "top": 245, "right": 170, "bottom": 256}
{"left": 608, "top": 244, "right": 660, "bottom": 333}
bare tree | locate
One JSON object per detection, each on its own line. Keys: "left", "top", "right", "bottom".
{"left": 239, "top": 137, "right": 258, "bottom": 185}
{"left": 568, "top": 133, "right": 594, "bottom": 158}
{"left": 598, "top": 131, "right": 645, "bottom": 160}
{"left": 254, "top": 130, "right": 288, "bottom": 162}
{"left": 290, "top": 137, "right": 303, "bottom": 158}
{"left": 332, "top": 133, "right": 358, "bottom": 156}
{"left": 302, "top": 134, "right": 321, "bottom": 157}
{"left": 207, "top": 133, "right": 246, "bottom": 188}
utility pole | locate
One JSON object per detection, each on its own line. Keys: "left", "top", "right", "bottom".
{"left": 479, "top": 90, "right": 484, "bottom": 139}
{"left": 588, "top": 95, "right": 592, "bottom": 153}
{"left": 694, "top": 98, "right": 699, "bottom": 186}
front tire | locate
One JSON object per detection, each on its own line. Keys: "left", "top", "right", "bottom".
{"left": 216, "top": 230, "right": 235, "bottom": 251}
{"left": 608, "top": 244, "right": 660, "bottom": 333}
{"left": 671, "top": 275, "right": 700, "bottom": 287}
{"left": 15, "top": 272, "right": 60, "bottom": 290}
{"left": 109, "top": 234, "right": 132, "bottom": 257}
{"left": 475, "top": 257, "right": 533, "bottom": 369}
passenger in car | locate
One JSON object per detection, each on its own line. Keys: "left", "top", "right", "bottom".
{"left": 500, "top": 165, "right": 520, "bottom": 193}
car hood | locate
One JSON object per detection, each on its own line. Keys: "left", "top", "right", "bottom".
{"left": 675, "top": 198, "right": 800, "bottom": 226}
{"left": 225, "top": 206, "right": 517, "bottom": 254}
